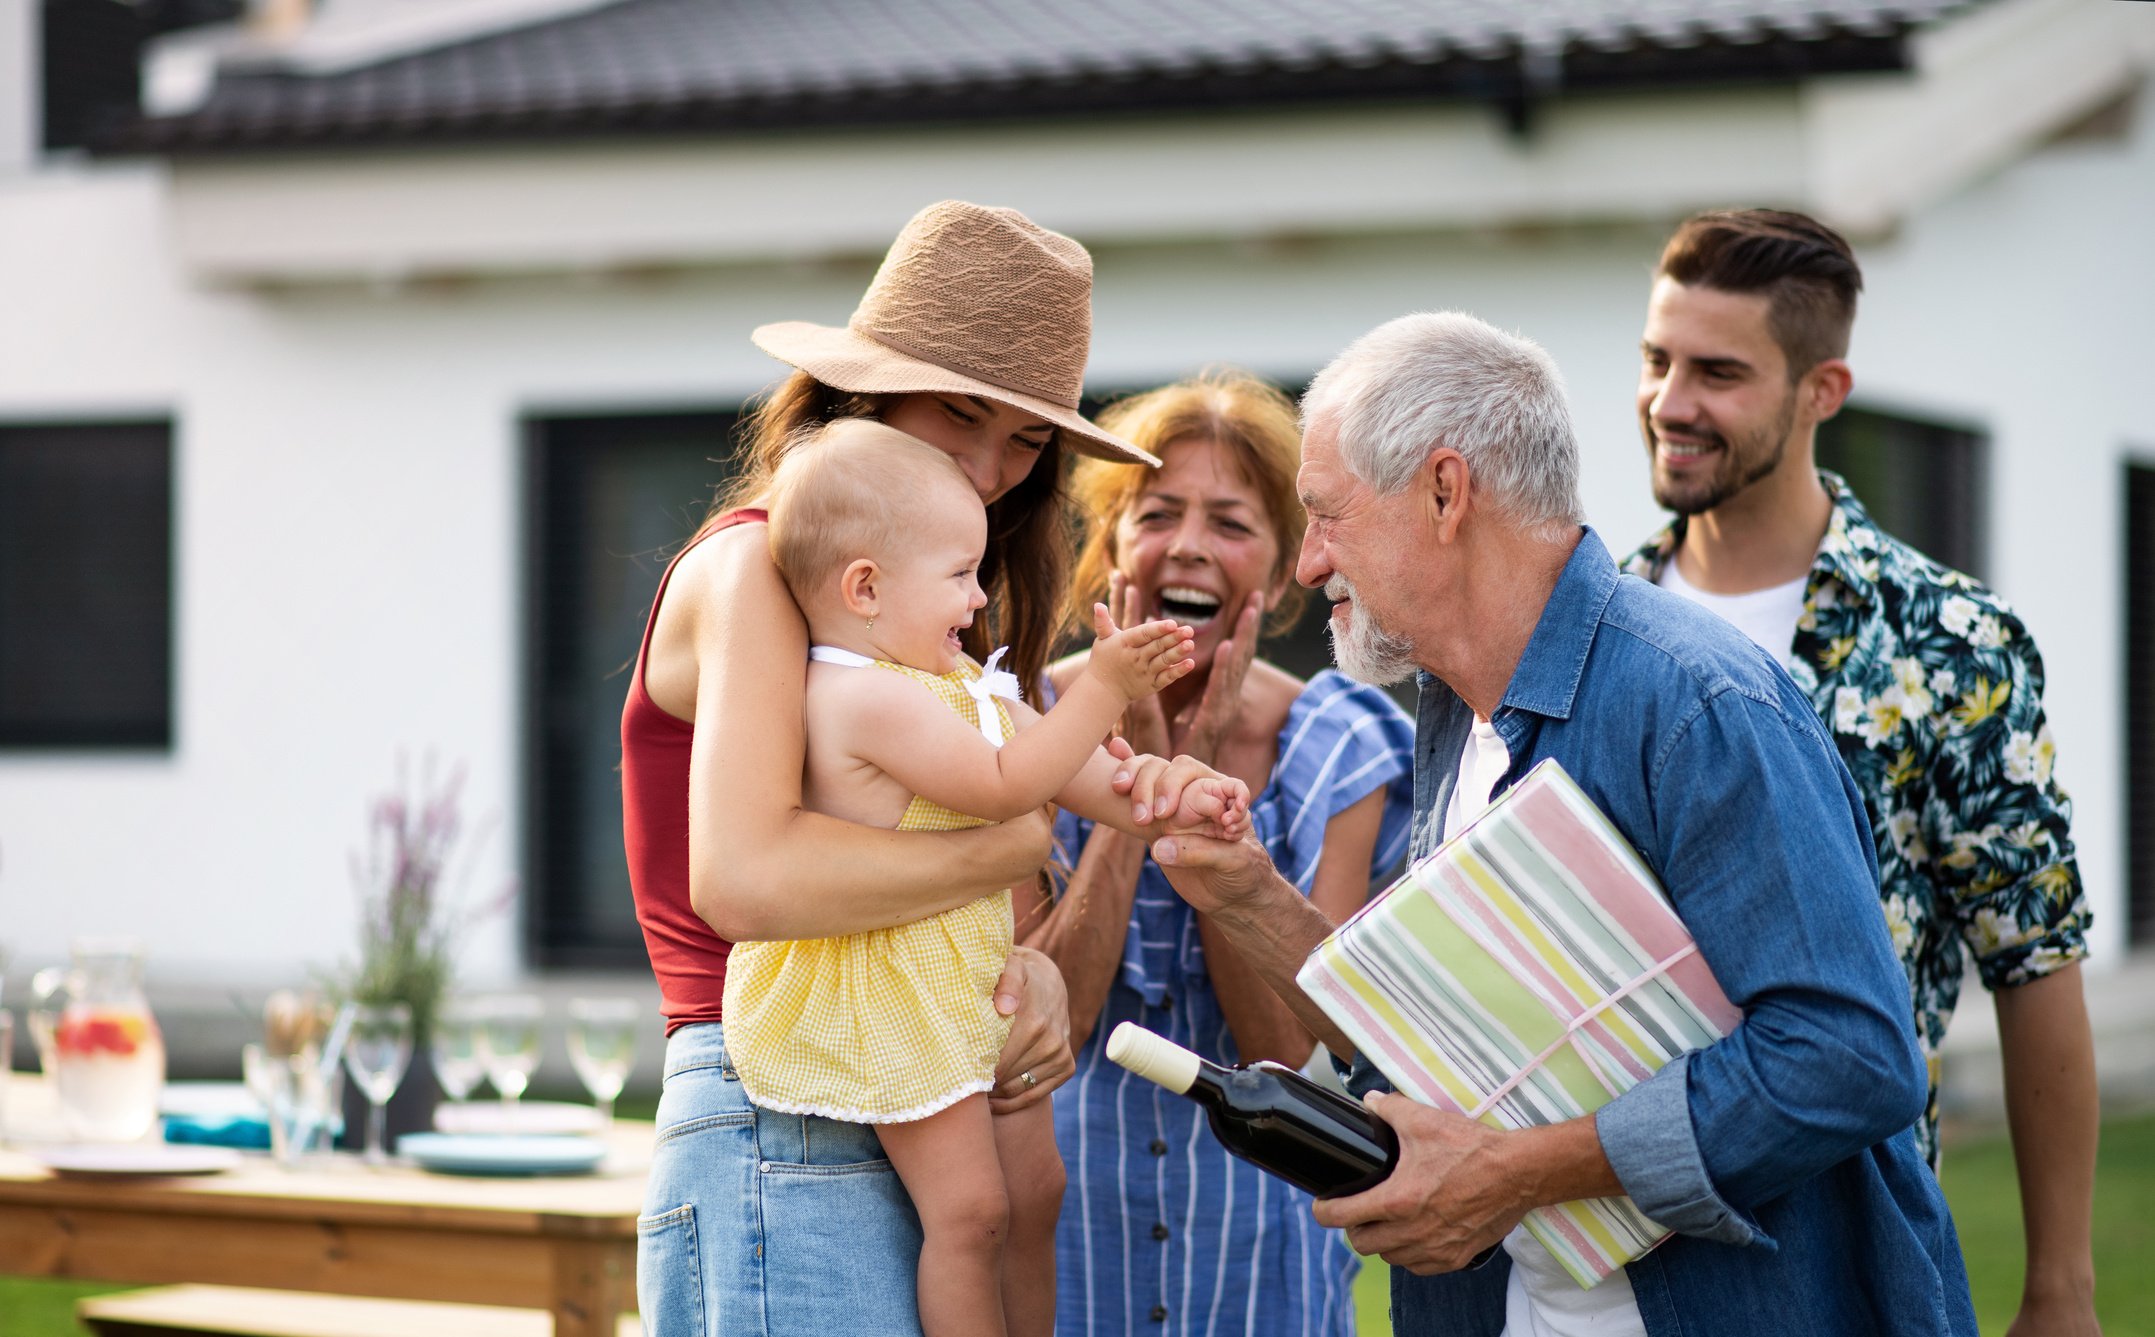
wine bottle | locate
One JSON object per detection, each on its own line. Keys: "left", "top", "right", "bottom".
{"left": 1106, "top": 1022, "right": 1397, "bottom": 1198}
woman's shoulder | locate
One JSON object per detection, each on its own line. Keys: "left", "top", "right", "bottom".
{"left": 1270, "top": 668, "right": 1415, "bottom": 781}
{"left": 663, "top": 514, "right": 776, "bottom": 604}
{"left": 1279, "top": 666, "right": 1412, "bottom": 733}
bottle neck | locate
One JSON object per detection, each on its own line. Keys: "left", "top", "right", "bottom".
{"left": 1106, "top": 1022, "right": 1228, "bottom": 1099}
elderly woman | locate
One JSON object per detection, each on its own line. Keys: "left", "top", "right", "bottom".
{"left": 1017, "top": 369, "right": 1417, "bottom": 1336}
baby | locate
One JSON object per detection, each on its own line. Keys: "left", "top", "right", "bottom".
{"left": 722, "top": 419, "right": 1250, "bottom": 1337}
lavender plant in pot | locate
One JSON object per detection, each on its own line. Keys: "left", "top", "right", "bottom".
{"left": 334, "top": 760, "right": 510, "bottom": 1152}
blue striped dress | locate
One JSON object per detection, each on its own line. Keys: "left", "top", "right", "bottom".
{"left": 1050, "top": 670, "right": 1416, "bottom": 1337}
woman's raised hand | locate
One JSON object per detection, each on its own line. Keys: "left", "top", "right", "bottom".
{"left": 1176, "top": 590, "right": 1264, "bottom": 761}
{"left": 1086, "top": 602, "right": 1195, "bottom": 702}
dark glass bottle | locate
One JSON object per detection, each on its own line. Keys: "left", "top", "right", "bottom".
{"left": 1106, "top": 1022, "right": 1398, "bottom": 1199}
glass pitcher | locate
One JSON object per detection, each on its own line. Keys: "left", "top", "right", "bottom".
{"left": 45, "top": 939, "right": 166, "bottom": 1142}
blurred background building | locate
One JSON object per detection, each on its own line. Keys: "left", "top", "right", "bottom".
{"left": 2, "top": 0, "right": 2152, "bottom": 1097}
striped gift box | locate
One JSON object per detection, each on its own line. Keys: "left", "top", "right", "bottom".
{"left": 1295, "top": 757, "right": 1742, "bottom": 1287}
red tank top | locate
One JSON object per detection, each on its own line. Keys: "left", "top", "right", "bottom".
{"left": 620, "top": 508, "right": 766, "bottom": 1035}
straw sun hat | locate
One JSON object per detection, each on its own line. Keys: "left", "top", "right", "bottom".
{"left": 752, "top": 201, "right": 1158, "bottom": 466}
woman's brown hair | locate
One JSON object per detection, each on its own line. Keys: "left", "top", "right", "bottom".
{"left": 703, "top": 369, "right": 1072, "bottom": 695}
{"left": 1065, "top": 368, "right": 1310, "bottom": 639}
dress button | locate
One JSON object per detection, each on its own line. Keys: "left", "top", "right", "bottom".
{"left": 1151, "top": 1223, "right": 1170, "bottom": 1241}
{"left": 1149, "top": 1138, "right": 1168, "bottom": 1156}
{"left": 1150, "top": 1304, "right": 1169, "bottom": 1323}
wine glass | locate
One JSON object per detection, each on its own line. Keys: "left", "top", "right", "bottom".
{"left": 566, "top": 997, "right": 638, "bottom": 1126}
{"left": 430, "top": 997, "right": 487, "bottom": 1106}
{"left": 478, "top": 994, "right": 543, "bottom": 1111}
{"left": 342, "top": 1003, "right": 413, "bottom": 1167}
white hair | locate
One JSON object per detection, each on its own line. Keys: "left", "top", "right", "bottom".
{"left": 1300, "top": 312, "right": 1581, "bottom": 531}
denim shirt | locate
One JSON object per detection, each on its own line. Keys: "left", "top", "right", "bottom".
{"left": 1363, "top": 530, "right": 1976, "bottom": 1337}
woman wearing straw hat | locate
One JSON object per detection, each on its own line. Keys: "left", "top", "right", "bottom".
{"left": 622, "top": 201, "right": 1196, "bottom": 1336}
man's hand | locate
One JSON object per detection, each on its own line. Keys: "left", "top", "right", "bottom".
{"left": 1148, "top": 825, "right": 1275, "bottom": 917}
{"left": 990, "top": 945, "right": 1073, "bottom": 1113}
{"left": 1313, "top": 1092, "right": 1527, "bottom": 1274}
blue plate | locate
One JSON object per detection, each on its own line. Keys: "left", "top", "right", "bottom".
{"left": 399, "top": 1132, "right": 607, "bottom": 1177}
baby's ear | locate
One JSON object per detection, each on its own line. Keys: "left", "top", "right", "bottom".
{"left": 839, "top": 558, "right": 881, "bottom": 616}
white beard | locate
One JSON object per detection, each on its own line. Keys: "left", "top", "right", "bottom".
{"left": 1324, "top": 576, "right": 1417, "bottom": 685}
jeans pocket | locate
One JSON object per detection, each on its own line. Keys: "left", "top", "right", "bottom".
{"left": 636, "top": 1204, "right": 705, "bottom": 1337}
{"left": 757, "top": 1158, "right": 924, "bottom": 1337}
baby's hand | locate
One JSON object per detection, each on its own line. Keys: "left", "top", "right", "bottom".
{"left": 1176, "top": 776, "right": 1252, "bottom": 841}
{"left": 1115, "top": 748, "right": 1251, "bottom": 838}
{"left": 1087, "top": 603, "right": 1196, "bottom": 703}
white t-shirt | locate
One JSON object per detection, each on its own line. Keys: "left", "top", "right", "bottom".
{"left": 1444, "top": 720, "right": 1648, "bottom": 1337}
{"left": 1655, "top": 559, "right": 1806, "bottom": 668}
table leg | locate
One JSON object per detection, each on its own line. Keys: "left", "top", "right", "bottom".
{"left": 550, "top": 1236, "right": 633, "bottom": 1337}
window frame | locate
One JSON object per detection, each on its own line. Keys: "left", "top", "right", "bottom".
{"left": 0, "top": 415, "right": 176, "bottom": 752}
{"left": 520, "top": 406, "right": 741, "bottom": 971}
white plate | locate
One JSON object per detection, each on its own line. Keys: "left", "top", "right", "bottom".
{"left": 159, "top": 1081, "right": 264, "bottom": 1120}
{"left": 35, "top": 1145, "right": 244, "bottom": 1178}
{"left": 432, "top": 1100, "right": 602, "bottom": 1137}
{"left": 400, "top": 1133, "right": 606, "bottom": 1177}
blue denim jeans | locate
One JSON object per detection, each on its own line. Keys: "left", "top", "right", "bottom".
{"left": 638, "top": 1023, "right": 925, "bottom": 1337}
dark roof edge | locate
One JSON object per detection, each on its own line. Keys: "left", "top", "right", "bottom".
{"left": 92, "top": 29, "right": 1913, "bottom": 158}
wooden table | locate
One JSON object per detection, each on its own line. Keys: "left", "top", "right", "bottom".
{"left": 0, "top": 1076, "right": 648, "bottom": 1337}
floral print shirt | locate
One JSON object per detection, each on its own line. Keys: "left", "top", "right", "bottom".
{"left": 1625, "top": 472, "right": 2089, "bottom": 1166}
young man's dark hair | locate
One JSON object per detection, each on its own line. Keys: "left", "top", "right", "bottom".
{"left": 1657, "top": 209, "right": 1864, "bottom": 379}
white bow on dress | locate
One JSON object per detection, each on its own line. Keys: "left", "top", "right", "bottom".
{"left": 965, "top": 647, "right": 1025, "bottom": 747}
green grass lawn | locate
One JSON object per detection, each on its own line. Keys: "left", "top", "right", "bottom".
{"left": 6, "top": 1114, "right": 2152, "bottom": 1335}
{"left": 1349, "top": 1114, "right": 2155, "bottom": 1336}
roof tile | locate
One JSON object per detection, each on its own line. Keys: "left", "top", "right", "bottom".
{"left": 108, "top": 0, "right": 1977, "bottom": 153}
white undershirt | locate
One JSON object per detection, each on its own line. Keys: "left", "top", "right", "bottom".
{"left": 1444, "top": 720, "right": 1648, "bottom": 1337}
{"left": 1655, "top": 559, "right": 1806, "bottom": 669}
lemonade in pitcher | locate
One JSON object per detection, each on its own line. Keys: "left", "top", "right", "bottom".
{"left": 49, "top": 940, "right": 167, "bottom": 1142}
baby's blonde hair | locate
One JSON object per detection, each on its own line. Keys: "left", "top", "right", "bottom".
{"left": 766, "top": 418, "right": 979, "bottom": 607}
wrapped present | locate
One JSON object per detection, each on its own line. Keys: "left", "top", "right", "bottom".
{"left": 1295, "top": 757, "right": 1742, "bottom": 1287}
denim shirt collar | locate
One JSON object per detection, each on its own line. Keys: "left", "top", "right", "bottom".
{"left": 1499, "top": 526, "right": 1619, "bottom": 723}
{"left": 1408, "top": 526, "right": 1616, "bottom": 859}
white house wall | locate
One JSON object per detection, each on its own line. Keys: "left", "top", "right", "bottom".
{"left": 0, "top": 83, "right": 2149, "bottom": 1009}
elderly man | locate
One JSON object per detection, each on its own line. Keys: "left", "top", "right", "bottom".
{"left": 1145, "top": 312, "right": 1976, "bottom": 1336}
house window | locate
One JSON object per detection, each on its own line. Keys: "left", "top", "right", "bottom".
{"left": 2127, "top": 459, "right": 2155, "bottom": 946}
{"left": 525, "top": 410, "right": 739, "bottom": 968}
{"left": 1817, "top": 406, "right": 1988, "bottom": 579}
{"left": 0, "top": 420, "right": 173, "bottom": 749}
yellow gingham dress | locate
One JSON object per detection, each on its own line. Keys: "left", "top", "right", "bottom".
{"left": 722, "top": 649, "right": 1019, "bottom": 1123}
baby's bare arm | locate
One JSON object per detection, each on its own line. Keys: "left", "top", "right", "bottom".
{"left": 1054, "top": 745, "right": 1250, "bottom": 840}
{"left": 854, "top": 611, "right": 1200, "bottom": 824}
{"left": 848, "top": 669, "right": 1094, "bottom": 823}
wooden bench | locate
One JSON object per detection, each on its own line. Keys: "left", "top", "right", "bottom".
{"left": 78, "top": 1286, "right": 642, "bottom": 1337}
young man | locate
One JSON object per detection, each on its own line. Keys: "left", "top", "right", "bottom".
{"left": 1625, "top": 209, "right": 2100, "bottom": 1334}
{"left": 1145, "top": 310, "right": 1975, "bottom": 1336}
